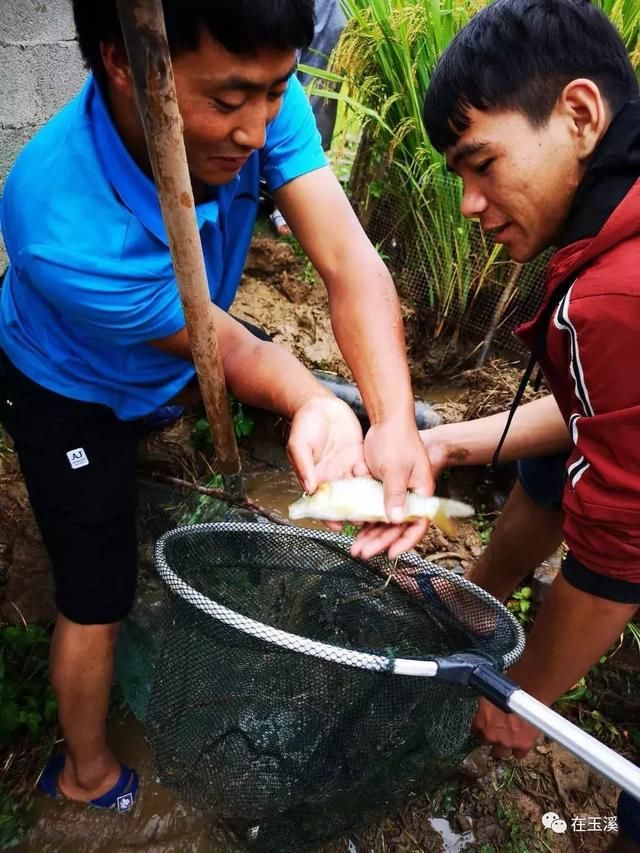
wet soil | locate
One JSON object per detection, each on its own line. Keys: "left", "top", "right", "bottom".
{"left": 233, "top": 238, "right": 352, "bottom": 379}
{"left": 0, "top": 445, "right": 56, "bottom": 626}
{"left": 13, "top": 714, "right": 229, "bottom": 853}
{"left": 15, "top": 713, "right": 620, "bottom": 853}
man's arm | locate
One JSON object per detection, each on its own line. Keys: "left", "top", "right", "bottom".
{"left": 421, "top": 395, "right": 571, "bottom": 476}
{"left": 275, "top": 168, "right": 416, "bottom": 428}
{"left": 274, "top": 167, "right": 416, "bottom": 430}
{"left": 475, "top": 573, "right": 638, "bottom": 758}
{"left": 350, "top": 394, "right": 571, "bottom": 559}
{"left": 152, "top": 305, "right": 331, "bottom": 418}
{"left": 150, "top": 304, "right": 367, "bottom": 492}
{"left": 275, "top": 167, "right": 432, "bottom": 534}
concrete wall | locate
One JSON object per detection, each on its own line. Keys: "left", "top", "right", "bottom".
{"left": 0, "top": 0, "right": 87, "bottom": 261}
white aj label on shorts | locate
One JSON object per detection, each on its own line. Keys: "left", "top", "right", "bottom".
{"left": 66, "top": 447, "right": 89, "bottom": 469}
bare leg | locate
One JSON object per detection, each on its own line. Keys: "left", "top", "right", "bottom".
{"left": 50, "top": 614, "right": 121, "bottom": 800}
{"left": 466, "top": 480, "right": 564, "bottom": 602}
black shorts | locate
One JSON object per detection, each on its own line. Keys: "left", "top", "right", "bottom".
{"left": 0, "top": 351, "right": 139, "bottom": 624}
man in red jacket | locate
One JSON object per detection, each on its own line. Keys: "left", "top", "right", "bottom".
{"left": 414, "top": 0, "right": 640, "bottom": 848}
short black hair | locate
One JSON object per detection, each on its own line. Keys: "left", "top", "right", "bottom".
{"left": 423, "top": 0, "right": 639, "bottom": 152}
{"left": 72, "top": 0, "right": 315, "bottom": 86}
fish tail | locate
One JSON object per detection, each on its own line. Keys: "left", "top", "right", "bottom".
{"left": 431, "top": 505, "right": 458, "bottom": 538}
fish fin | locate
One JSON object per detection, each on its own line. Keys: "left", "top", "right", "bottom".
{"left": 431, "top": 507, "right": 458, "bottom": 539}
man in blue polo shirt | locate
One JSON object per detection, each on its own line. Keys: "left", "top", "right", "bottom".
{"left": 0, "top": 0, "right": 432, "bottom": 813}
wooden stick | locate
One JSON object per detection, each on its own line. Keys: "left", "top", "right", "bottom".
{"left": 116, "top": 0, "right": 244, "bottom": 499}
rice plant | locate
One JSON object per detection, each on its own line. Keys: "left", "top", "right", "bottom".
{"left": 302, "top": 0, "right": 512, "bottom": 327}
{"left": 306, "top": 0, "right": 640, "bottom": 329}
{"left": 594, "top": 0, "right": 640, "bottom": 57}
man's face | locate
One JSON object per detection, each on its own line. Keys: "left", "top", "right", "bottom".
{"left": 170, "top": 30, "right": 297, "bottom": 187}
{"left": 446, "top": 107, "right": 585, "bottom": 261}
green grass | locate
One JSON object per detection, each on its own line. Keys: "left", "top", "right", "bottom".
{"left": 0, "top": 624, "right": 57, "bottom": 847}
{"left": 494, "top": 801, "right": 553, "bottom": 853}
{"left": 191, "top": 397, "right": 255, "bottom": 454}
{"left": 0, "top": 787, "right": 34, "bottom": 851}
{"left": 595, "top": 0, "right": 640, "bottom": 55}
{"left": 506, "top": 585, "right": 533, "bottom": 627}
{"left": 470, "top": 505, "right": 496, "bottom": 545}
{"left": 626, "top": 620, "right": 640, "bottom": 652}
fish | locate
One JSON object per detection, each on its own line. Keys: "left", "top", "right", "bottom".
{"left": 288, "top": 477, "right": 474, "bottom": 537}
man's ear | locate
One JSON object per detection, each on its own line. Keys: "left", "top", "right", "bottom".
{"left": 557, "top": 78, "right": 609, "bottom": 161}
{"left": 99, "top": 40, "right": 134, "bottom": 98}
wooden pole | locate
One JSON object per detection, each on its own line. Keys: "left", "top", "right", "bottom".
{"left": 116, "top": 0, "right": 245, "bottom": 499}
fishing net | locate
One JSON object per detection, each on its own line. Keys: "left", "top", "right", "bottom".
{"left": 118, "top": 517, "right": 524, "bottom": 851}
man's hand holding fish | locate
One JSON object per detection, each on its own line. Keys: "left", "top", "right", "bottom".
{"left": 287, "top": 398, "right": 453, "bottom": 558}
{"left": 347, "top": 417, "right": 433, "bottom": 559}
{"left": 287, "top": 396, "right": 369, "bottom": 496}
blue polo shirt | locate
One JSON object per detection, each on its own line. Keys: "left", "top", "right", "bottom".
{"left": 0, "top": 75, "right": 326, "bottom": 419}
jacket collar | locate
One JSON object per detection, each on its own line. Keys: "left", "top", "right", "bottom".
{"left": 546, "top": 177, "right": 640, "bottom": 289}
{"left": 557, "top": 97, "right": 640, "bottom": 249}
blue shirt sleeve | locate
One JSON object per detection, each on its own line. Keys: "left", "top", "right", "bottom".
{"left": 260, "top": 76, "right": 328, "bottom": 192}
{"left": 17, "top": 243, "right": 186, "bottom": 346}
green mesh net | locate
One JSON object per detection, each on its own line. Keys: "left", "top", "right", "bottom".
{"left": 118, "top": 516, "right": 524, "bottom": 851}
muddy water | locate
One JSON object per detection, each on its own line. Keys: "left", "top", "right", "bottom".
{"left": 16, "top": 714, "right": 233, "bottom": 853}
{"left": 421, "top": 386, "right": 465, "bottom": 405}
{"left": 244, "top": 463, "right": 323, "bottom": 532}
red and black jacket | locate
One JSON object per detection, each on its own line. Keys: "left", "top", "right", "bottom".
{"left": 514, "top": 98, "right": 640, "bottom": 598}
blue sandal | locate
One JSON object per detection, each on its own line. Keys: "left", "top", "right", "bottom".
{"left": 38, "top": 753, "right": 139, "bottom": 814}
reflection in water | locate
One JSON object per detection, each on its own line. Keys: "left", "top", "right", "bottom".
{"left": 429, "top": 817, "right": 475, "bottom": 852}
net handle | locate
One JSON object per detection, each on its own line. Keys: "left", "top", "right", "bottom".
{"left": 154, "top": 553, "right": 640, "bottom": 800}
{"left": 509, "top": 690, "right": 640, "bottom": 801}
{"left": 414, "top": 657, "right": 640, "bottom": 802}
{"left": 154, "top": 526, "right": 638, "bottom": 801}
